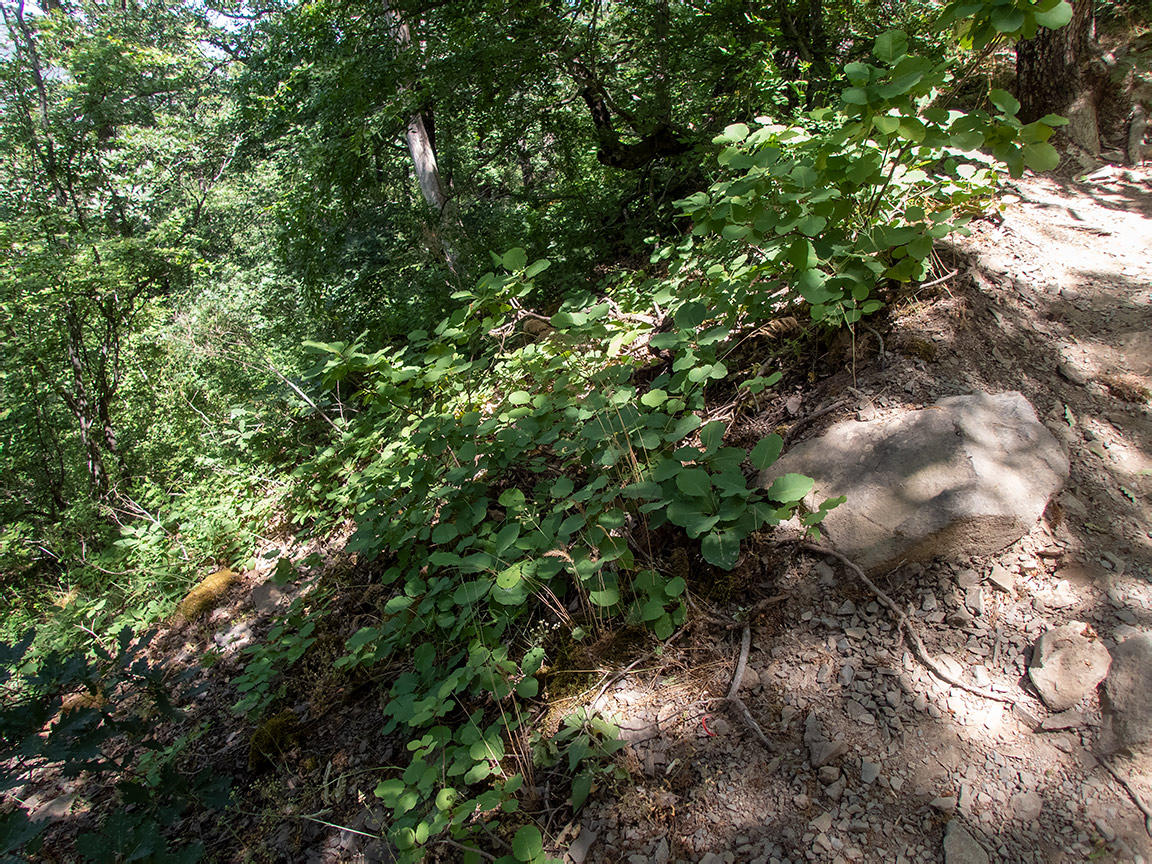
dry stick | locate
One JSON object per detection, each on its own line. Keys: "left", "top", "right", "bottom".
{"left": 1098, "top": 756, "right": 1152, "bottom": 837}
{"left": 784, "top": 399, "right": 851, "bottom": 445}
{"left": 800, "top": 542, "right": 1018, "bottom": 705}
{"left": 724, "top": 625, "right": 772, "bottom": 748}
{"left": 917, "top": 268, "right": 960, "bottom": 291}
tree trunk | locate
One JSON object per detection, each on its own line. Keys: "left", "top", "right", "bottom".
{"left": 1016, "top": 0, "right": 1100, "bottom": 153}
{"left": 382, "top": 0, "right": 461, "bottom": 274}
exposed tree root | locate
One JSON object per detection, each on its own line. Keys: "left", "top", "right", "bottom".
{"left": 800, "top": 542, "right": 1019, "bottom": 705}
{"left": 725, "top": 625, "right": 772, "bottom": 748}
{"left": 1098, "top": 755, "right": 1152, "bottom": 837}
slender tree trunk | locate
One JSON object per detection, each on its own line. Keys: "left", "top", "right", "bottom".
{"left": 62, "top": 304, "right": 109, "bottom": 497}
{"left": 382, "top": 0, "right": 461, "bottom": 273}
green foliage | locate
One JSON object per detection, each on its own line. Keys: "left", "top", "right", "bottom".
{"left": 661, "top": 28, "right": 1063, "bottom": 329}
{"left": 233, "top": 588, "right": 323, "bottom": 717}
{"left": 939, "top": 0, "right": 1075, "bottom": 49}
{"left": 267, "top": 248, "right": 829, "bottom": 861}
{"left": 0, "top": 629, "right": 229, "bottom": 862}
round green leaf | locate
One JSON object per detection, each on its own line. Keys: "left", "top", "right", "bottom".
{"left": 676, "top": 468, "right": 712, "bottom": 497}
{"left": 508, "top": 390, "right": 531, "bottom": 405}
{"left": 516, "top": 677, "right": 539, "bottom": 698}
{"left": 513, "top": 825, "right": 543, "bottom": 862}
{"left": 872, "top": 115, "right": 900, "bottom": 134}
{"left": 750, "top": 434, "right": 783, "bottom": 470}
{"left": 1035, "top": 0, "right": 1073, "bottom": 27}
{"left": 589, "top": 588, "right": 620, "bottom": 607}
{"left": 701, "top": 530, "right": 741, "bottom": 569}
{"left": 989, "top": 89, "right": 1021, "bottom": 117}
{"left": 1022, "top": 141, "right": 1060, "bottom": 172}
{"left": 873, "top": 30, "right": 908, "bottom": 65}
{"left": 501, "top": 247, "right": 528, "bottom": 271}
{"left": 641, "top": 388, "right": 668, "bottom": 407}
{"left": 766, "top": 472, "right": 815, "bottom": 503}
{"left": 990, "top": 5, "right": 1025, "bottom": 33}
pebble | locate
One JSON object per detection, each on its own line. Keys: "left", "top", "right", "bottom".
{"left": 860, "top": 761, "right": 880, "bottom": 785}
{"left": 839, "top": 664, "right": 856, "bottom": 687}
{"left": 922, "top": 593, "right": 938, "bottom": 612}
{"left": 825, "top": 778, "right": 846, "bottom": 801}
{"left": 1010, "top": 790, "right": 1043, "bottom": 822}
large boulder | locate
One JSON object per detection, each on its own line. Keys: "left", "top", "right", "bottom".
{"left": 760, "top": 391, "right": 1068, "bottom": 573}
{"left": 1101, "top": 633, "right": 1152, "bottom": 756}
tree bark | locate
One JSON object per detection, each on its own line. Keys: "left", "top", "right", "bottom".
{"left": 1016, "top": 0, "right": 1100, "bottom": 153}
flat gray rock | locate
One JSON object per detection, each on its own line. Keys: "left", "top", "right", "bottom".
{"left": 943, "top": 820, "right": 989, "bottom": 864}
{"left": 1028, "top": 621, "right": 1112, "bottom": 712}
{"left": 1101, "top": 633, "right": 1152, "bottom": 755}
{"left": 761, "top": 392, "right": 1068, "bottom": 573}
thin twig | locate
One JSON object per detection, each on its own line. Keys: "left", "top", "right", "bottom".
{"left": 1098, "top": 755, "right": 1152, "bottom": 837}
{"left": 724, "top": 626, "right": 772, "bottom": 747}
{"left": 801, "top": 542, "right": 1019, "bottom": 705}
{"left": 266, "top": 361, "right": 343, "bottom": 435}
{"left": 917, "top": 268, "right": 959, "bottom": 291}
{"left": 783, "top": 399, "right": 851, "bottom": 445}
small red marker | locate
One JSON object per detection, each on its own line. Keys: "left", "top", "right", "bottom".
{"left": 701, "top": 714, "right": 716, "bottom": 736}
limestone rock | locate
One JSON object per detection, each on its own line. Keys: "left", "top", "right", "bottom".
{"left": 1101, "top": 633, "right": 1152, "bottom": 755}
{"left": 943, "top": 820, "right": 989, "bottom": 864}
{"left": 1028, "top": 621, "right": 1111, "bottom": 712}
{"left": 761, "top": 392, "right": 1068, "bottom": 573}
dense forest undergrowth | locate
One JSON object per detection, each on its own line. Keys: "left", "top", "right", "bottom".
{"left": 3, "top": 0, "right": 1152, "bottom": 861}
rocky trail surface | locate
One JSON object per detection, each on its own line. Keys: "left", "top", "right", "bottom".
{"left": 566, "top": 168, "right": 1152, "bottom": 864}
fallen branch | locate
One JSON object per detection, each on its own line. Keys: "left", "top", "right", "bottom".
{"left": 801, "top": 542, "right": 1018, "bottom": 705}
{"left": 725, "top": 625, "right": 771, "bottom": 748}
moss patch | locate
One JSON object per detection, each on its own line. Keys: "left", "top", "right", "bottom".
{"left": 248, "top": 710, "right": 301, "bottom": 773}
{"left": 174, "top": 568, "right": 237, "bottom": 623}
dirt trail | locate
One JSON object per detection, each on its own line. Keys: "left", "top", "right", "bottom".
{"left": 570, "top": 169, "right": 1152, "bottom": 864}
